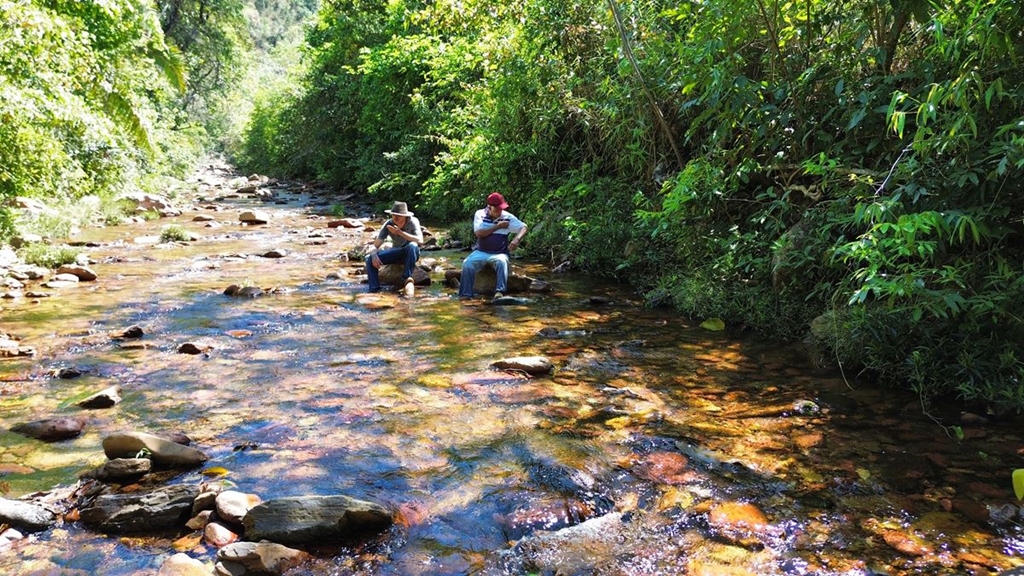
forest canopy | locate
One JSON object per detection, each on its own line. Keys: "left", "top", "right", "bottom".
{"left": 2, "top": 0, "right": 1022, "bottom": 412}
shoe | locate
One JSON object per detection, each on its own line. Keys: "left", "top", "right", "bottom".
{"left": 403, "top": 277, "right": 415, "bottom": 297}
{"left": 492, "top": 291, "right": 504, "bottom": 301}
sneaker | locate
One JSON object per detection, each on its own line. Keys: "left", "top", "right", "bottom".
{"left": 403, "top": 277, "right": 415, "bottom": 297}
{"left": 492, "top": 291, "right": 504, "bottom": 301}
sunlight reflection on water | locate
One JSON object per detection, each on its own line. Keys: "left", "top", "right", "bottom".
{"left": 0, "top": 205, "right": 1021, "bottom": 575}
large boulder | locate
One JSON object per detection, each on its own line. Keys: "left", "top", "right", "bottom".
{"left": 243, "top": 495, "right": 393, "bottom": 545}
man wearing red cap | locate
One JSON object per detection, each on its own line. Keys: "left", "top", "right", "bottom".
{"left": 458, "top": 192, "right": 527, "bottom": 300}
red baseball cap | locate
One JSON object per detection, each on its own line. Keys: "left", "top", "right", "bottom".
{"left": 487, "top": 192, "right": 509, "bottom": 209}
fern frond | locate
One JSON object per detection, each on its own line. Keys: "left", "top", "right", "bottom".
{"left": 102, "top": 90, "right": 155, "bottom": 155}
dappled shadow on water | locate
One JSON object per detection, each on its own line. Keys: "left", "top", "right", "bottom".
{"left": 1, "top": 193, "right": 1022, "bottom": 575}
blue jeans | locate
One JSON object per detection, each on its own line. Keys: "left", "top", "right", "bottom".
{"left": 366, "top": 244, "right": 420, "bottom": 291}
{"left": 459, "top": 250, "right": 509, "bottom": 297}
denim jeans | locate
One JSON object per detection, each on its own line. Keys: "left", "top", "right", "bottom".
{"left": 365, "top": 244, "right": 420, "bottom": 291}
{"left": 458, "top": 250, "right": 509, "bottom": 297}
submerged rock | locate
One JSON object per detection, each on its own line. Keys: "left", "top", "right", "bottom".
{"left": 706, "top": 501, "right": 771, "bottom": 548}
{"left": 496, "top": 512, "right": 625, "bottom": 574}
{"left": 490, "top": 295, "right": 530, "bottom": 306}
{"left": 492, "top": 356, "right": 553, "bottom": 376}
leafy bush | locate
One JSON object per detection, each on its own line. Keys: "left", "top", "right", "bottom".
{"left": 17, "top": 244, "right": 80, "bottom": 269}
{"left": 160, "top": 225, "right": 192, "bottom": 243}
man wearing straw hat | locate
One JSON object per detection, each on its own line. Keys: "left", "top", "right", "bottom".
{"left": 365, "top": 201, "right": 424, "bottom": 294}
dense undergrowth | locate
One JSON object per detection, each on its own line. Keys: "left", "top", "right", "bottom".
{"left": 237, "top": 0, "right": 1024, "bottom": 413}
{"left": 0, "top": 0, "right": 313, "bottom": 242}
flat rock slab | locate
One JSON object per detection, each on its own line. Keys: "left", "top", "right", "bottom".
{"left": 82, "top": 457, "right": 152, "bottom": 481}
{"left": 217, "top": 541, "right": 310, "bottom": 574}
{"left": 79, "top": 484, "right": 199, "bottom": 534}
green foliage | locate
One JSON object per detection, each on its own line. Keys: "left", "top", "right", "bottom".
{"left": 444, "top": 220, "right": 475, "bottom": 248}
{"left": 0, "top": 0, "right": 211, "bottom": 245}
{"left": 17, "top": 243, "right": 80, "bottom": 269}
{"left": 160, "top": 224, "right": 191, "bottom": 242}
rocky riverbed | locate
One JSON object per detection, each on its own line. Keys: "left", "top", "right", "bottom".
{"left": 1, "top": 160, "right": 1023, "bottom": 575}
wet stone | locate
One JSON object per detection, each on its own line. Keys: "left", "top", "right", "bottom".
{"left": 11, "top": 416, "right": 86, "bottom": 441}
{"left": 706, "top": 501, "right": 770, "bottom": 548}
{"left": 0, "top": 498, "right": 57, "bottom": 532}
{"left": 79, "top": 484, "right": 199, "bottom": 534}
{"left": 81, "top": 457, "right": 152, "bottom": 481}
{"left": 242, "top": 495, "right": 393, "bottom": 545}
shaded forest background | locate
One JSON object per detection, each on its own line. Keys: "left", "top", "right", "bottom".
{"left": 2, "top": 0, "right": 1022, "bottom": 413}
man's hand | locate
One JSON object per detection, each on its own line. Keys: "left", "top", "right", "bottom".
{"left": 386, "top": 224, "right": 400, "bottom": 235}
{"left": 495, "top": 220, "right": 510, "bottom": 230}
{"left": 371, "top": 252, "right": 382, "bottom": 269}
{"left": 509, "top": 238, "right": 521, "bottom": 251}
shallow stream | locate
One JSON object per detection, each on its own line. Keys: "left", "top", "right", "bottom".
{"left": 1, "top": 167, "right": 1022, "bottom": 575}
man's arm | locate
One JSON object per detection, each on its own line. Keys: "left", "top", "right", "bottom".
{"left": 509, "top": 225, "right": 527, "bottom": 251}
{"left": 398, "top": 218, "right": 424, "bottom": 244}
